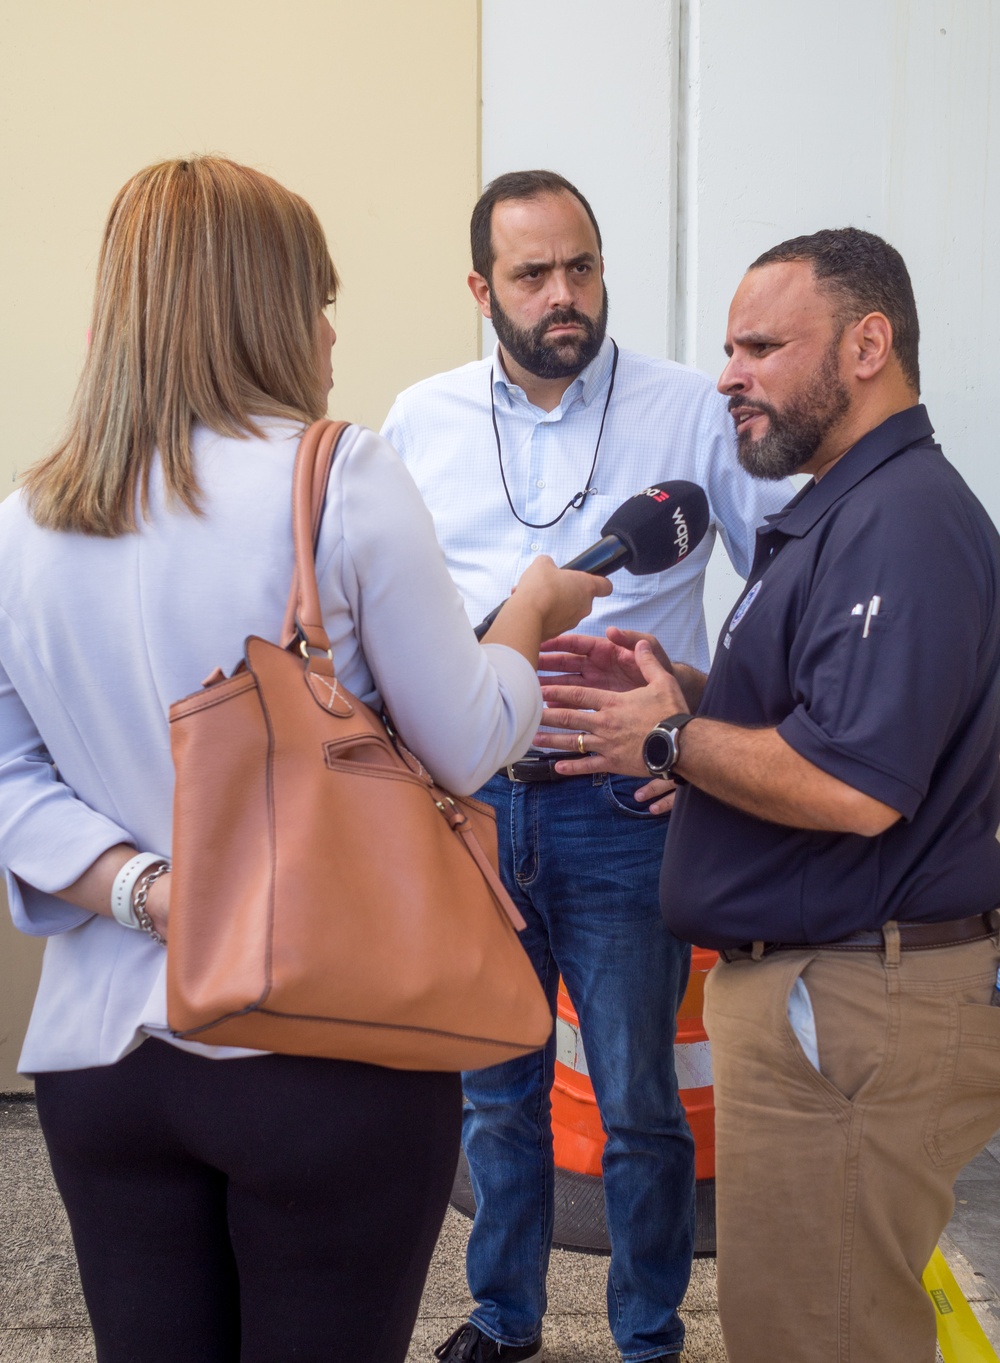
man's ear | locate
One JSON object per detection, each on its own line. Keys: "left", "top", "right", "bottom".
{"left": 468, "top": 271, "right": 492, "bottom": 318}
{"left": 848, "top": 311, "right": 893, "bottom": 381}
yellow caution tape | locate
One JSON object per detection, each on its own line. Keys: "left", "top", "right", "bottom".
{"left": 923, "top": 1247, "right": 1000, "bottom": 1363}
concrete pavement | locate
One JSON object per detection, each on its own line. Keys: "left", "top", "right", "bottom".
{"left": 2, "top": 1093, "right": 998, "bottom": 1361}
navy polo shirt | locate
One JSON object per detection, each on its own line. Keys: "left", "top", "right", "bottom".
{"left": 662, "top": 405, "right": 1000, "bottom": 949}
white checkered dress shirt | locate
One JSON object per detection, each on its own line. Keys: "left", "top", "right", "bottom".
{"left": 383, "top": 338, "right": 793, "bottom": 671}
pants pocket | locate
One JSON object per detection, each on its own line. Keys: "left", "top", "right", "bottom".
{"left": 924, "top": 1002, "right": 1000, "bottom": 1169}
{"left": 795, "top": 954, "right": 893, "bottom": 1105}
{"left": 599, "top": 774, "right": 667, "bottom": 819}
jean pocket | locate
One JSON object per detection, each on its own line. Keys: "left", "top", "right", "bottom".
{"left": 600, "top": 773, "right": 666, "bottom": 819}
{"left": 924, "top": 1003, "right": 1000, "bottom": 1169}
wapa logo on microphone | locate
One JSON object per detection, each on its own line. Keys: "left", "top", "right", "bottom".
{"left": 637, "top": 486, "right": 692, "bottom": 561}
{"left": 672, "top": 505, "right": 690, "bottom": 559}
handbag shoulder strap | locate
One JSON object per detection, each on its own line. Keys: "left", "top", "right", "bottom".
{"left": 280, "top": 418, "right": 351, "bottom": 651}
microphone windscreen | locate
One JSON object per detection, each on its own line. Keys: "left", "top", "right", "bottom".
{"left": 601, "top": 481, "right": 710, "bottom": 575}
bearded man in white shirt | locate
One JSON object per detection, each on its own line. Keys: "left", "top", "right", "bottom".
{"left": 382, "top": 170, "right": 791, "bottom": 1363}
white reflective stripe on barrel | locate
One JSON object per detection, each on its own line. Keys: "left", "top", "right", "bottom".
{"left": 556, "top": 1015, "right": 590, "bottom": 1076}
{"left": 556, "top": 1017, "right": 713, "bottom": 1089}
{"left": 673, "top": 1039, "right": 713, "bottom": 1089}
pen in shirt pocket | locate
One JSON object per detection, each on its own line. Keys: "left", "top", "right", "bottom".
{"left": 850, "top": 596, "right": 882, "bottom": 636}
{"left": 991, "top": 965, "right": 1000, "bottom": 1006}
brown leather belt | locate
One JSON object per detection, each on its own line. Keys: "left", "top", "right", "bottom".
{"left": 719, "top": 909, "right": 1000, "bottom": 963}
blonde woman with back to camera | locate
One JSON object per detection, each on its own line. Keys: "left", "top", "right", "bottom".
{"left": 0, "top": 156, "right": 609, "bottom": 1363}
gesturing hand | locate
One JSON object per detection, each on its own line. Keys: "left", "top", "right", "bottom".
{"left": 537, "top": 639, "right": 689, "bottom": 780}
{"left": 539, "top": 628, "right": 674, "bottom": 692}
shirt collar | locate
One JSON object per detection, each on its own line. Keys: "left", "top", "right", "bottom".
{"left": 761, "top": 404, "right": 936, "bottom": 540}
{"left": 490, "top": 335, "right": 617, "bottom": 411}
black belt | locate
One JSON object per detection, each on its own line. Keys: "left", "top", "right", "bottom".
{"left": 719, "top": 910, "right": 1000, "bottom": 963}
{"left": 498, "top": 751, "right": 591, "bottom": 783}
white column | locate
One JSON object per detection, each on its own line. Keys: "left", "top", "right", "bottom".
{"left": 481, "top": 0, "right": 678, "bottom": 360}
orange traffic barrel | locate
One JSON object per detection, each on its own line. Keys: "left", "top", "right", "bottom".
{"left": 451, "top": 947, "right": 718, "bottom": 1255}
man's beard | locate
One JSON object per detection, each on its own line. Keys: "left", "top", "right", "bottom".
{"left": 490, "top": 286, "right": 609, "bottom": 379}
{"left": 733, "top": 344, "right": 850, "bottom": 480}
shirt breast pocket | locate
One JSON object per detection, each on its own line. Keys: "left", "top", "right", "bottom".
{"left": 856, "top": 610, "right": 892, "bottom": 641}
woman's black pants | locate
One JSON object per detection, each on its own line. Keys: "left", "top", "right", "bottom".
{"left": 34, "top": 1038, "right": 462, "bottom": 1362}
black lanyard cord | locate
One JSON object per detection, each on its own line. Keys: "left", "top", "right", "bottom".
{"left": 490, "top": 340, "right": 620, "bottom": 530}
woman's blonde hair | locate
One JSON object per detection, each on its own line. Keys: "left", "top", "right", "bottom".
{"left": 24, "top": 156, "right": 339, "bottom": 535}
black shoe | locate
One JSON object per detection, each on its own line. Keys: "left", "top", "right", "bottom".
{"left": 434, "top": 1321, "right": 542, "bottom": 1362}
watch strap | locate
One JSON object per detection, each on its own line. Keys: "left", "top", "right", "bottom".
{"left": 111, "top": 852, "right": 169, "bottom": 929}
{"left": 662, "top": 712, "right": 695, "bottom": 733}
{"left": 662, "top": 713, "right": 694, "bottom": 779}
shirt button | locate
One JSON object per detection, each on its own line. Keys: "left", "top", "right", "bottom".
{"left": 536, "top": 479, "right": 546, "bottom": 488}
{"left": 530, "top": 541, "right": 541, "bottom": 551}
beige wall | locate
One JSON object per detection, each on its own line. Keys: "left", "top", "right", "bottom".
{"left": 0, "top": 887, "right": 44, "bottom": 1092}
{"left": 0, "top": 0, "right": 481, "bottom": 1089}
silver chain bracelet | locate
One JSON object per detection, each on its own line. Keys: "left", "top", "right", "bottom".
{"left": 132, "top": 862, "right": 170, "bottom": 946}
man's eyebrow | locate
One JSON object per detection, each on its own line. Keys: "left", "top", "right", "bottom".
{"left": 514, "top": 251, "right": 597, "bottom": 272}
{"left": 724, "top": 330, "right": 782, "bottom": 355}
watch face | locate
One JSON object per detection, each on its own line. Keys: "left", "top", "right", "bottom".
{"left": 643, "top": 729, "right": 674, "bottom": 773}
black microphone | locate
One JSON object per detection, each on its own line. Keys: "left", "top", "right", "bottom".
{"left": 473, "top": 480, "right": 710, "bottom": 639}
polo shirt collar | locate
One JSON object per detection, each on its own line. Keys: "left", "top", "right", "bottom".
{"left": 490, "top": 335, "right": 617, "bottom": 411}
{"left": 763, "top": 404, "right": 936, "bottom": 539}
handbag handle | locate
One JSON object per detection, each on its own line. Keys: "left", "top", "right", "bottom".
{"left": 280, "top": 419, "right": 350, "bottom": 651}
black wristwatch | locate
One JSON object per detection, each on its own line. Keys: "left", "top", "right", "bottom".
{"left": 642, "top": 713, "right": 695, "bottom": 780}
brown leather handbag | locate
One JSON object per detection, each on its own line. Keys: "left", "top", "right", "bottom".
{"left": 166, "top": 419, "right": 552, "bottom": 1070}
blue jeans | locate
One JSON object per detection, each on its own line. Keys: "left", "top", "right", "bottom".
{"left": 463, "top": 772, "right": 695, "bottom": 1361}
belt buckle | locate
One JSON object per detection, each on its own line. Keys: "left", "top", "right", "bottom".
{"left": 506, "top": 751, "right": 554, "bottom": 783}
{"left": 720, "top": 946, "right": 751, "bottom": 963}
{"left": 721, "top": 941, "right": 777, "bottom": 963}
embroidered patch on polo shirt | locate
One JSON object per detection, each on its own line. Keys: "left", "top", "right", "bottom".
{"left": 729, "top": 579, "right": 763, "bottom": 631}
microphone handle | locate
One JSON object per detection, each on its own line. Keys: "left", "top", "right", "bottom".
{"left": 474, "top": 602, "right": 504, "bottom": 641}
{"left": 561, "top": 535, "right": 630, "bottom": 574}
{"left": 472, "top": 536, "right": 631, "bottom": 641}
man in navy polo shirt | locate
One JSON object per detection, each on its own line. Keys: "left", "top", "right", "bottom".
{"left": 539, "top": 228, "right": 1000, "bottom": 1363}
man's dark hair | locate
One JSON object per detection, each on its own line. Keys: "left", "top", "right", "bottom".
{"left": 750, "top": 227, "right": 920, "bottom": 392}
{"left": 470, "top": 170, "right": 603, "bottom": 282}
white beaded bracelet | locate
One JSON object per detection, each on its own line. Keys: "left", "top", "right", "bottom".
{"left": 111, "top": 852, "right": 170, "bottom": 929}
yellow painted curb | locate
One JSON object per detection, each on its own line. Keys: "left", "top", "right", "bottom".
{"left": 923, "top": 1247, "right": 1000, "bottom": 1363}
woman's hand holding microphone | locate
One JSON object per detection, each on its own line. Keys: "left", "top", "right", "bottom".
{"left": 478, "top": 556, "right": 612, "bottom": 666}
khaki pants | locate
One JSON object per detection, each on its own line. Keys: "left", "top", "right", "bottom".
{"left": 704, "top": 929, "right": 1000, "bottom": 1363}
